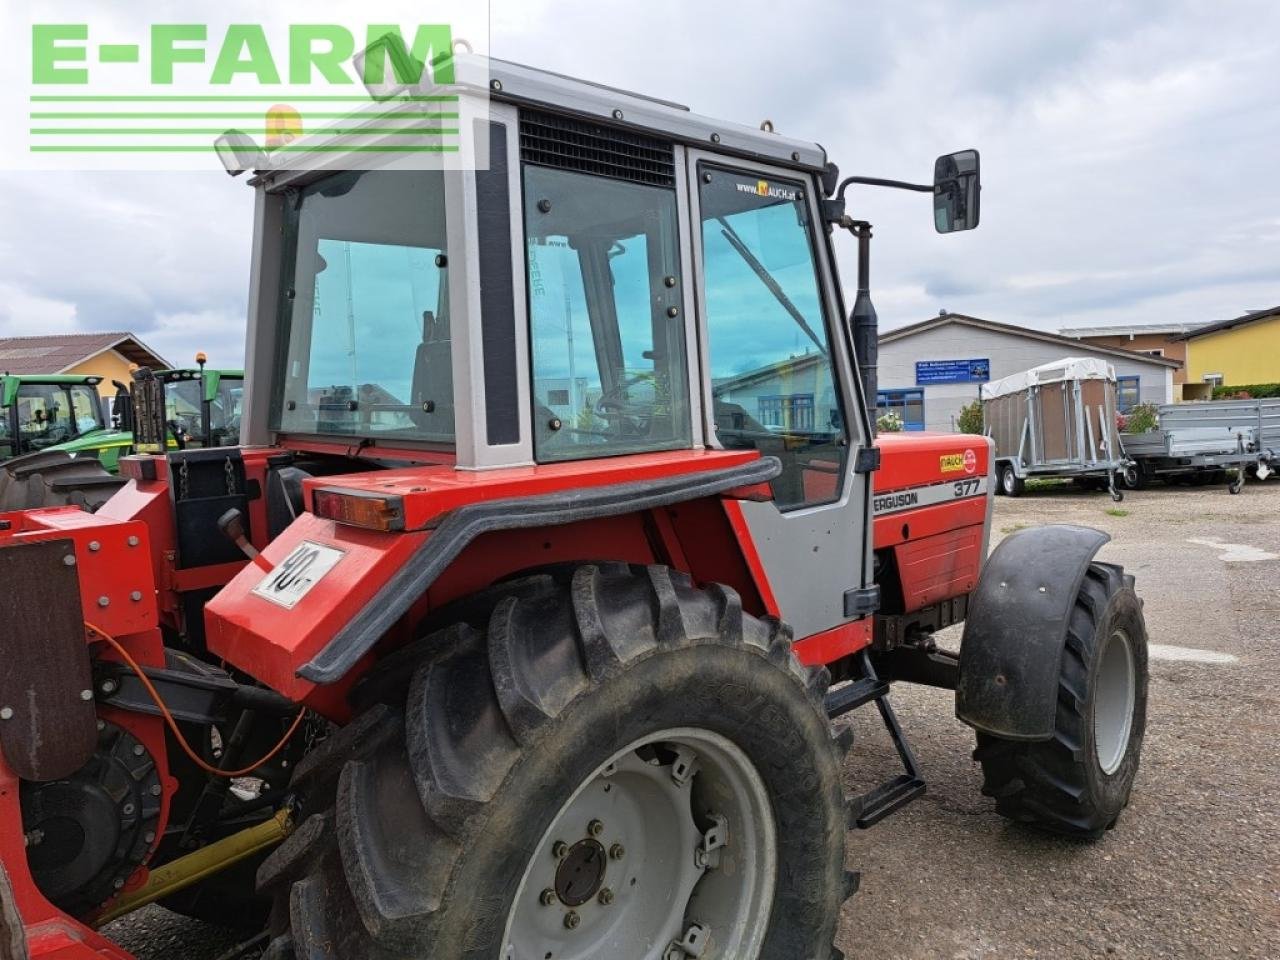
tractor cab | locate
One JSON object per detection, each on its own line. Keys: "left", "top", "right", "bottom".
{"left": 0, "top": 374, "right": 108, "bottom": 462}
{"left": 156, "top": 364, "right": 245, "bottom": 449}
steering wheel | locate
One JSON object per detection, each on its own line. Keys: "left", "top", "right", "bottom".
{"left": 592, "top": 374, "right": 660, "bottom": 438}
{"left": 168, "top": 419, "right": 191, "bottom": 449}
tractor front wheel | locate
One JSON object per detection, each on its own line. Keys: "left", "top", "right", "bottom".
{"left": 259, "top": 564, "right": 854, "bottom": 960}
{"left": 974, "top": 563, "right": 1148, "bottom": 838}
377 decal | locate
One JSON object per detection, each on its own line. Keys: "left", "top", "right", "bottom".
{"left": 873, "top": 477, "right": 989, "bottom": 517}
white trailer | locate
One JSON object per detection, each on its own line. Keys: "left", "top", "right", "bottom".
{"left": 983, "top": 357, "right": 1126, "bottom": 501}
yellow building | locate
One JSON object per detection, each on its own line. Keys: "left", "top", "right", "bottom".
{"left": 1179, "top": 307, "right": 1280, "bottom": 398}
{"left": 0, "top": 333, "right": 170, "bottom": 399}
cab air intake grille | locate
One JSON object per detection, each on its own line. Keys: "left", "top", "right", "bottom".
{"left": 520, "top": 110, "right": 675, "bottom": 187}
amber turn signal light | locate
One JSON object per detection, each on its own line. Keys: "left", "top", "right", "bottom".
{"left": 312, "top": 489, "right": 406, "bottom": 531}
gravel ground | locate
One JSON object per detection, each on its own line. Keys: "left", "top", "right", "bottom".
{"left": 836, "top": 479, "right": 1280, "bottom": 959}
{"left": 104, "top": 480, "right": 1280, "bottom": 959}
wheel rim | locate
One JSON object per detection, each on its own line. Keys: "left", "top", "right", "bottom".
{"left": 1002, "top": 468, "right": 1015, "bottom": 494}
{"left": 1093, "top": 628, "right": 1136, "bottom": 775}
{"left": 502, "top": 727, "right": 776, "bottom": 960}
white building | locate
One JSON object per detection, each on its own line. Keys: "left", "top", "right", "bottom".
{"left": 877, "top": 313, "right": 1181, "bottom": 432}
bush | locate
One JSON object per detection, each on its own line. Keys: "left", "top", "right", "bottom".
{"left": 1121, "top": 403, "right": 1159, "bottom": 434}
{"left": 956, "top": 400, "right": 984, "bottom": 435}
{"left": 1212, "top": 383, "right": 1280, "bottom": 399}
{"left": 877, "top": 410, "right": 904, "bottom": 433}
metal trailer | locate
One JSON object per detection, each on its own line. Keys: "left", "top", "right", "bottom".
{"left": 983, "top": 357, "right": 1126, "bottom": 501}
{"left": 1119, "top": 397, "right": 1279, "bottom": 494}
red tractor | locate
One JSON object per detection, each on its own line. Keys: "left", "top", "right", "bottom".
{"left": 0, "top": 60, "right": 1147, "bottom": 960}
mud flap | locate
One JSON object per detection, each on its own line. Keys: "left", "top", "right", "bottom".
{"left": 955, "top": 524, "right": 1110, "bottom": 741}
{"left": 0, "top": 539, "right": 97, "bottom": 782}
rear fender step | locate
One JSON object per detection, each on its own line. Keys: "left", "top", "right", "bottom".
{"left": 826, "top": 650, "right": 927, "bottom": 829}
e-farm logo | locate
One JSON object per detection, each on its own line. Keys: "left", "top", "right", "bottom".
{"left": 10, "top": 7, "right": 491, "bottom": 172}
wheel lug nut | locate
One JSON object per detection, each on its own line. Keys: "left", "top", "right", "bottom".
{"left": 610, "top": 843, "right": 626, "bottom": 860}
{"left": 564, "top": 910, "right": 581, "bottom": 930}
{"left": 552, "top": 841, "right": 568, "bottom": 859}
{"left": 540, "top": 888, "right": 557, "bottom": 906}
{"left": 598, "top": 888, "right": 614, "bottom": 905}
{"left": 588, "top": 819, "right": 604, "bottom": 838}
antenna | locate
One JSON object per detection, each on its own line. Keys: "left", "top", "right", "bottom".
{"left": 344, "top": 243, "right": 357, "bottom": 391}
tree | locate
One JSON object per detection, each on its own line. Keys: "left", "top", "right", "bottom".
{"left": 1121, "top": 403, "right": 1158, "bottom": 434}
{"left": 956, "top": 400, "right": 984, "bottom": 435}
{"left": 877, "top": 410, "right": 904, "bottom": 433}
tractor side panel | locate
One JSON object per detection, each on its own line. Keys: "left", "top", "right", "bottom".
{"left": 204, "top": 513, "right": 429, "bottom": 708}
{"left": 204, "top": 503, "right": 777, "bottom": 714}
{"left": 427, "top": 513, "right": 660, "bottom": 609}
{"left": 872, "top": 433, "right": 993, "bottom": 616}
{"left": 891, "top": 525, "right": 984, "bottom": 612}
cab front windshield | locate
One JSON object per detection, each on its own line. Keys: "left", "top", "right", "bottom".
{"left": 13, "top": 383, "right": 103, "bottom": 449}
{"left": 273, "top": 170, "right": 452, "bottom": 443}
{"left": 166, "top": 375, "right": 244, "bottom": 446}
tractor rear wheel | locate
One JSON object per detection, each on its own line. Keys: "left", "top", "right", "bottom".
{"left": 259, "top": 564, "right": 854, "bottom": 960}
{"left": 0, "top": 451, "right": 125, "bottom": 513}
{"left": 973, "top": 562, "right": 1147, "bottom": 839}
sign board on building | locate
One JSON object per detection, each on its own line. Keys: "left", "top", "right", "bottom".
{"left": 916, "top": 358, "right": 990, "bottom": 385}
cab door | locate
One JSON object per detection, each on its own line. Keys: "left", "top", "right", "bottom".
{"left": 688, "top": 154, "right": 875, "bottom": 639}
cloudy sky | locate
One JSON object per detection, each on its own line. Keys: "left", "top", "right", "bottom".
{"left": 0, "top": 0, "right": 1277, "bottom": 367}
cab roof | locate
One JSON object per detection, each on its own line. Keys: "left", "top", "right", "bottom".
{"left": 252, "top": 56, "right": 829, "bottom": 192}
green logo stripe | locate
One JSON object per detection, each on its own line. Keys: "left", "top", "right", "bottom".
{"left": 29, "top": 95, "right": 460, "bottom": 102}
{"left": 31, "top": 127, "right": 460, "bottom": 135}
{"left": 30, "top": 144, "right": 461, "bottom": 152}
{"left": 30, "top": 111, "right": 459, "bottom": 119}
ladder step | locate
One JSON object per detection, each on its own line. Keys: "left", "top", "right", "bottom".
{"left": 824, "top": 677, "right": 889, "bottom": 720}
{"left": 852, "top": 774, "right": 927, "bottom": 829}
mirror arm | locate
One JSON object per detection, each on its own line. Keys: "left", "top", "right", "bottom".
{"left": 835, "top": 175, "right": 934, "bottom": 203}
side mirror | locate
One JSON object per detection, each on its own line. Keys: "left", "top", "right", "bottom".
{"left": 214, "top": 131, "right": 265, "bottom": 177}
{"left": 933, "top": 149, "right": 981, "bottom": 233}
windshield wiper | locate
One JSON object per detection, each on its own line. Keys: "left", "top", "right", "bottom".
{"left": 716, "top": 216, "right": 828, "bottom": 358}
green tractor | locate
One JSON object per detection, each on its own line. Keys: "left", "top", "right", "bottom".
{"left": 0, "top": 374, "right": 133, "bottom": 469}
{"left": 153, "top": 359, "right": 245, "bottom": 451}
{"left": 0, "top": 360, "right": 244, "bottom": 513}
{"left": 1, "top": 359, "right": 245, "bottom": 470}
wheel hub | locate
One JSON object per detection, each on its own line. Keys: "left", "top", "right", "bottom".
{"left": 555, "top": 839, "right": 608, "bottom": 907}
{"left": 502, "top": 728, "right": 776, "bottom": 960}
{"left": 1094, "top": 628, "right": 1136, "bottom": 775}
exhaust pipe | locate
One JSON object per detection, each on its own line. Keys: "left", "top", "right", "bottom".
{"left": 849, "top": 222, "right": 878, "bottom": 436}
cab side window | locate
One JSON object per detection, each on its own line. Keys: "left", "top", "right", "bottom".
{"left": 698, "top": 166, "right": 848, "bottom": 509}
{"left": 525, "top": 164, "right": 691, "bottom": 462}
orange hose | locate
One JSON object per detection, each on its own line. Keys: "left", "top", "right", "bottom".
{"left": 85, "top": 621, "right": 306, "bottom": 779}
